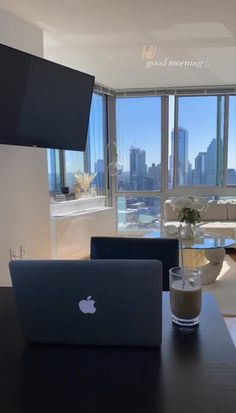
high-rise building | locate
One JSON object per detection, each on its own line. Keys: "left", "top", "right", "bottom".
{"left": 178, "top": 127, "right": 189, "bottom": 185}
{"left": 192, "top": 138, "right": 223, "bottom": 185}
{"left": 228, "top": 169, "right": 236, "bottom": 184}
{"left": 170, "top": 130, "right": 175, "bottom": 184}
{"left": 130, "top": 147, "right": 147, "bottom": 189}
{"left": 205, "top": 139, "right": 217, "bottom": 185}
{"left": 95, "top": 159, "right": 105, "bottom": 189}
{"left": 148, "top": 163, "right": 161, "bottom": 190}
{"left": 194, "top": 152, "right": 207, "bottom": 185}
{"left": 187, "top": 161, "right": 194, "bottom": 185}
{"left": 171, "top": 128, "right": 189, "bottom": 185}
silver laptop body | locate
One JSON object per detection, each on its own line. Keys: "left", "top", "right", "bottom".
{"left": 9, "top": 259, "right": 162, "bottom": 346}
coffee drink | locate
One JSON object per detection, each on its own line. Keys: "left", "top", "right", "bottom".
{"left": 170, "top": 279, "right": 202, "bottom": 320}
{"left": 169, "top": 267, "right": 202, "bottom": 326}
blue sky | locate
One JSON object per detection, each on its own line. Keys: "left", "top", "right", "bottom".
{"left": 48, "top": 94, "right": 236, "bottom": 174}
{"left": 178, "top": 96, "right": 219, "bottom": 165}
{"left": 117, "top": 95, "right": 236, "bottom": 170}
{"left": 116, "top": 97, "right": 161, "bottom": 170}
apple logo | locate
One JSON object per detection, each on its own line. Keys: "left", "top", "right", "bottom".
{"left": 78, "top": 296, "right": 96, "bottom": 314}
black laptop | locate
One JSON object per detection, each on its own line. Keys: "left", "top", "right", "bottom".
{"left": 9, "top": 259, "right": 162, "bottom": 346}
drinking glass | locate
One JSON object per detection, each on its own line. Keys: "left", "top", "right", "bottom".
{"left": 170, "top": 267, "right": 202, "bottom": 327}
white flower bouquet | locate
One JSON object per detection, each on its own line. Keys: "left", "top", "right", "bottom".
{"left": 171, "top": 196, "right": 208, "bottom": 226}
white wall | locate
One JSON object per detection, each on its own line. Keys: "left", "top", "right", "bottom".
{"left": 51, "top": 208, "right": 115, "bottom": 259}
{"left": 0, "top": 7, "right": 43, "bottom": 57}
{"left": 0, "top": 8, "right": 51, "bottom": 286}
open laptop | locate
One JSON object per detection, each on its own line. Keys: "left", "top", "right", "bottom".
{"left": 9, "top": 259, "right": 162, "bottom": 347}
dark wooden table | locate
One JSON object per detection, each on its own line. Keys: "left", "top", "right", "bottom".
{"left": 0, "top": 288, "right": 236, "bottom": 413}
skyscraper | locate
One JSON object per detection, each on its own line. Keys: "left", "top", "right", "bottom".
{"left": 194, "top": 152, "right": 207, "bottom": 185}
{"left": 95, "top": 159, "right": 105, "bottom": 189}
{"left": 193, "top": 138, "right": 223, "bottom": 185}
{"left": 228, "top": 169, "right": 236, "bottom": 184}
{"left": 130, "top": 147, "right": 147, "bottom": 189}
{"left": 148, "top": 163, "right": 161, "bottom": 189}
{"left": 178, "top": 127, "right": 189, "bottom": 185}
{"left": 205, "top": 139, "right": 217, "bottom": 185}
{"left": 171, "top": 127, "right": 189, "bottom": 185}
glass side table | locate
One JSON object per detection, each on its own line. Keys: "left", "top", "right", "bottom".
{"left": 144, "top": 231, "right": 235, "bottom": 285}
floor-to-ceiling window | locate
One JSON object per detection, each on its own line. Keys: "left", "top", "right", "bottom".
{"left": 114, "top": 92, "right": 235, "bottom": 232}
{"left": 47, "top": 93, "right": 107, "bottom": 196}
{"left": 47, "top": 89, "right": 236, "bottom": 226}
{"left": 115, "top": 97, "right": 162, "bottom": 232}
{"left": 64, "top": 93, "right": 107, "bottom": 194}
{"left": 175, "top": 96, "right": 224, "bottom": 187}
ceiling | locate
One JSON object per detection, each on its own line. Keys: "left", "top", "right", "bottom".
{"left": 0, "top": 0, "right": 236, "bottom": 89}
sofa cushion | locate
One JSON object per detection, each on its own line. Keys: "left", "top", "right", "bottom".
{"left": 202, "top": 201, "right": 228, "bottom": 221}
{"left": 227, "top": 201, "right": 236, "bottom": 220}
{"left": 164, "top": 200, "right": 178, "bottom": 221}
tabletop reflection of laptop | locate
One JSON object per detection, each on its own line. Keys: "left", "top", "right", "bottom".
{"left": 9, "top": 259, "right": 162, "bottom": 347}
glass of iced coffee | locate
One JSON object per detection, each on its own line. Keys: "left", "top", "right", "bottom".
{"left": 170, "top": 267, "right": 202, "bottom": 327}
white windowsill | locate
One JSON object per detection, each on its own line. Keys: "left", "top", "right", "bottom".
{"left": 50, "top": 196, "right": 107, "bottom": 217}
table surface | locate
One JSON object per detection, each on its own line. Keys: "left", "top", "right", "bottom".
{"left": 144, "top": 231, "right": 235, "bottom": 249}
{"left": 1, "top": 288, "right": 236, "bottom": 413}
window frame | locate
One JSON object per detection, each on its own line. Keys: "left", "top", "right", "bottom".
{"left": 226, "top": 95, "right": 236, "bottom": 187}
{"left": 115, "top": 95, "right": 163, "bottom": 194}
{"left": 48, "top": 91, "right": 108, "bottom": 196}
{"left": 173, "top": 94, "right": 226, "bottom": 189}
{"left": 47, "top": 87, "right": 236, "bottom": 231}
{"left": 113, "top": 91, "right": 236, "bottom": 234}
{"left": 113, "top": 94, "right": 168, "bottom": 235}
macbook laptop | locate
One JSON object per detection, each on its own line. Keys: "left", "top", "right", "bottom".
{"left": 9, "top": 259, "right": 162, "bottom": 346}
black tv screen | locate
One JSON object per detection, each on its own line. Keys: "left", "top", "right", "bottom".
{"left": 0, "top": 43, "right": 95, "bottom": 151}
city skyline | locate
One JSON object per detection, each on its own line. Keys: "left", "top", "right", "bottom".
{"left": 117, "top": 126, "right": 236, "bottom": 189}
{"left": 48, "top": 124, "right": 236, "bottom": 192}
{"left": 117, "top": 96, "right": 236, "bottom": 171}
{"left": 48, "top": 95, "right": 236, "bottom": 191}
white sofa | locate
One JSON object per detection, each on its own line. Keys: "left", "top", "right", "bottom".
{"left": 164, "top": 200, "right": 236, "bottom": 246}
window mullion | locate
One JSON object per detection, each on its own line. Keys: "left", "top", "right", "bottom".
{"left": 224, "top": 96, "right": 229, "bottom": 186}
{"left": 173, "top": 96, "right": 179, "bottom": 188}
{"left": 60, "top": 150, "right": 65, "bottom": 189}
{"left": 216, "top": 96, "right": 225, "bottom": 186}
{"left": 161, "top": 96, "right": 169, "bottom": 214}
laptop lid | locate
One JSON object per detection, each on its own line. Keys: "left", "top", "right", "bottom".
{"left": 9, "top": 259, "right": 162, "bottom": 347}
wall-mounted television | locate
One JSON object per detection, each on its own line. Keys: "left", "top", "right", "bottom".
{"left": 0, "top": 43, "right": 95, "bottom": 151}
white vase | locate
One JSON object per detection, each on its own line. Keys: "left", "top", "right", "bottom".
{"left": 182, "top": 223, "right": 194, "bottom": 240}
